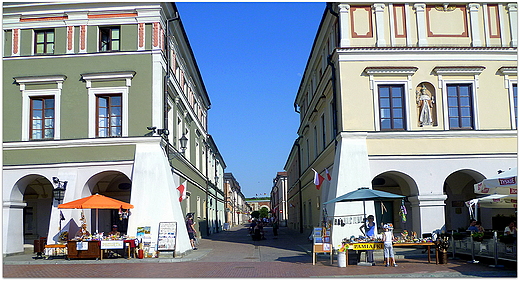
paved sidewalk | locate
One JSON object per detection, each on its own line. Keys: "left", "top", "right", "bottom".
{"left": 3, "top": 225, "right": 517, "bottom": 278}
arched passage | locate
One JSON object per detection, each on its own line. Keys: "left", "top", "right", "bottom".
{"left": 7, "top": 174, "right": 54, "bottom": 246}
{"left": 83, "top": 171, "right": 132, "bottom": 235}
{"left": 372, "top": 171, "right": 419, "bottom": 234}
{"left": 443, "top": 169, "right": 484, "bottom": 231}
{"left": 444, "top": 169, "right": 517, "bottom": 231}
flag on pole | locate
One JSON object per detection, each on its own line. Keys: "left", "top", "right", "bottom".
{"left": 325, "top": 168, "right": 332, "bottom": 181}
{"left": 177, "top": 181, "right": 187, "bottom": 202}
{"left": 313, "top": 169, "right": 325, "bottom": 190}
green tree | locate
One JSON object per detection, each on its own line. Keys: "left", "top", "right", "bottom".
{"left": 259, "top": 207, "right": 269, "bottom": 219}
{"left": 251, "top": 211, "right": 260, "bottom": 219}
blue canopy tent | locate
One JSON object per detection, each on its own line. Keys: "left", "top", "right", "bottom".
{"left": 323, "top": 187, "right": 406, "bottom": 220}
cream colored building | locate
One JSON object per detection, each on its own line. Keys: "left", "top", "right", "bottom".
{"left": 287, "top": 2, "right": 517, "bottom": 247}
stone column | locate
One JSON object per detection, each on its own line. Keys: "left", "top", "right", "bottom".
{"left": 373, "top": 3, "right": 387, "bottom": 47}
{"left": 338, "top": 4, "right": 351, "bottom": 47}
{"left": 408, "top": 194, "right": 448, "bottom": 235}
{"left": 507, "top": 3, "right": 518, "bottom": 47}
{"left": 468, "top": 3, "right": 482, "bottom": 47}
{"left": 414, "top": 3, "right": 428, "bottom": 47}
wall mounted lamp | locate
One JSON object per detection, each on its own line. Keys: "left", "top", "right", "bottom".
{"left": 52, "top": 177, "right": 67, "bottom": 203}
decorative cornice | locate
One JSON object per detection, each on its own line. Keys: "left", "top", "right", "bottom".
{"left": 3, "top": 136, "right": 160, "bottom": 150}
{"left": 367, "top": 130, "right": 516, "bottom": 140}
{"left": 433, "top": 66, "right": 485, "bottom": 75}
{"left": 81, "top": 71, "right": 136, "bottom": 88}
{"left": 364, "top": 66, "right": 418, "bottom": 75}
{"left": 498, "top": 66, "right": 517, "bottom": 75}
{"left": 14, "top": 75, "right": 67, "bottom": 85}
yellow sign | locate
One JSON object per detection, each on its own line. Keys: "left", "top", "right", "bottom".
{"left": 348, "top": 243, "right": 384, "bottom": 250}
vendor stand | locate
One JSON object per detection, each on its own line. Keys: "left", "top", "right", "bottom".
{"left": 58, "top": 194, "right": 135, "bottom": 260}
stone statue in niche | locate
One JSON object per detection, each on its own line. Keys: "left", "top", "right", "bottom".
{"left": 416, "top": 83, "right": 435, "bottom": 127}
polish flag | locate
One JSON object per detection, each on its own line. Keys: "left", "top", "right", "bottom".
{"left": 177, "top": 181, "right": 187, "bottom": 202}
{"left": 325, "top": 168, "right": 332, "bottom": 181}
{"left": 313, "top": 169, "right": 325, "bottom": 190}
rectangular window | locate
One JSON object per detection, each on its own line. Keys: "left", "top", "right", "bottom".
{"left": 99, "top": 26, "right": 120, "bottom": 52}
{"left": 35, "top": 30, "right": 54, "bottom": 54}
{"left": 30, "top": 96, "right": 54, "bottom": 140}
{"left": 447, "top": 84, "right": 474, "bottom": 130}
{"left": 321, "top": 114, "right": 326, "bottom": 150}
{"left": 96, "top": 94, "right": 122, "bottom": 137}
{"left": 513, "top": 83, "right": 518, "bottom": 128}
{"left": 379, "top": 85, "right": 405, "bottom": 130}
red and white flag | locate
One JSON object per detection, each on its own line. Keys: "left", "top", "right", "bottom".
{"left": 313, "top": 169, "right": 325, "bottom": 190}
{"left": 177, "top": 181, "right": 187, "bottom": 202}
{"left": 325, "top": 168, "right": 332, "bottom": 181}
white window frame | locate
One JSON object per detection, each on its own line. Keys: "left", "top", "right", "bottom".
{"left": 499, "top": 67, "right": 518, "bottom": 129}
{"left": 82, "top": 72, "right": 133, "bottom": 138}
{"left": 508, "top": 80, "right": 518, "bottom": 129}
{"left": 87, "top": 87, "right": 128, "bottom": 138}
{"left": 434, "top": 67, "right": 484, "bottom": 130}
{"left": 15, "top": 75, "right": 65, "bottom": 141}
{"left": 372, "top": 81, "right": 411, "bottom": 131}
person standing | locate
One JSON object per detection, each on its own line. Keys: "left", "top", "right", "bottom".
{"left": 186, "top": 213, "right": 197, "bottom": 250}
{"left": 359, "top": 215, "right": 376, "bottom": 265}
{"left": 272, "top": 216, "right": 279, "bottom": 238}
{"left": 382, "top": 224, "right": 397, "bottom": 267}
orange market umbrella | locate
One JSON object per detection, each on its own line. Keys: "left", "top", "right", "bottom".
{"left": 58, "top": 194, "right": 134, "bottom": 233}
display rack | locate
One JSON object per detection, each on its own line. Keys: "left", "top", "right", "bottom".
{"left": 312, "top": 227, "right": 333, "bottom": 265}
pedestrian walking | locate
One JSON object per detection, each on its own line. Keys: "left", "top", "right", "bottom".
{"left": 186, "top": 213, "right": 197, "bottom": 250}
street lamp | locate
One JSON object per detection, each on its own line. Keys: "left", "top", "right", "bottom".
{"left": 179, "top": 134, "right": 188, "bottom": 153}
{"left": 52, "top": 177, "right": 67, "bottom": 203}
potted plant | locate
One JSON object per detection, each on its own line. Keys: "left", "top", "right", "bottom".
{"left": 471, "top": 232, "right": 484, "bottom": 242}
{"left": 452, "top": 232, "right": 465, "bottom": 240}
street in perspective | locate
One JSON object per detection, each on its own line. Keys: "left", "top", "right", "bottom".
{"left": 3, "top": 224, "right": 517, "bottom": 278}
{"left": 2, "top": 1, "right": 518, "bottom": 279}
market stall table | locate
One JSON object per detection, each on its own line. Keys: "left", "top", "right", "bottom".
{"left": 67, "top": 240, "right": 136, "bottom": 260}
{"left": 67, "top": 240, "right": 101, "bottom": 260}
{"left": 342, "top": 242, "right": 437, "bottom": 266}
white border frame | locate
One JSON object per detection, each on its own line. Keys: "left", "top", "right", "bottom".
{"left": 507, "top": 79, "right": 518, "bottom": 129}
{"left": 88, "top": 86, "right": 129, "bottom": 138}
{"left": 372, "top": 80, "right": 412, "bottom": 131}
{"left": 21, "top": 89, "right": 61, "bottom": 141}
{"left": 441, "top": 80, "right": 479, "bottom": 130}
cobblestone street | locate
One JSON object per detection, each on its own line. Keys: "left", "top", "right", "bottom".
{"left": 3, "top": 225, "right": 517, "bottom": 278}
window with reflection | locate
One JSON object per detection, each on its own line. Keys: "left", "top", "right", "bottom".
{"left": 30, "top": 96, "right": 54, "bottom": 139}
{"left": 379, "top": 85, "right": 406, "bottom": 130}
{"left": 96, "top": 94, "right": 122, "bottom": 137}
{"left": 99, "top": 26, "right": 120, "bottom": 52}
{"left": 447, "top": 84, "right": 474, "bottom": 130}
{"left": 35, "top": 29, "right": 54, "bottom": 54}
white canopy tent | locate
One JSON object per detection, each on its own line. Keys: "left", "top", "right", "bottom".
{"left": 467, "top": 168, "right": 518, "bottom": 220}
{"left": 474, "top": 167, "right": 517, "bottom": 195}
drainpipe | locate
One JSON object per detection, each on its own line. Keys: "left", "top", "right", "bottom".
{"left": 295, "top": 138, "right": 303, "bottom": 233}
{"left": 164, "top": 13, "right": 179, "bottom": 157}
{"left": 327, "top": 3, "right": 339, "bottom": 144}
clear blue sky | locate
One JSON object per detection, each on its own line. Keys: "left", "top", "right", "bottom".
{"left": 176, "top": 2, "right": 326, "bottom": 198}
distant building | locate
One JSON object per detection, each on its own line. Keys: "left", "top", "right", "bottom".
{"left": 223, "top": 173, "right": 250, "bottom": 226}
{"left": 286, "top": 2, "right": 517, "bottom": 247}
{"left": 270, "top": 172, "right": 288, "bottom": 226}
